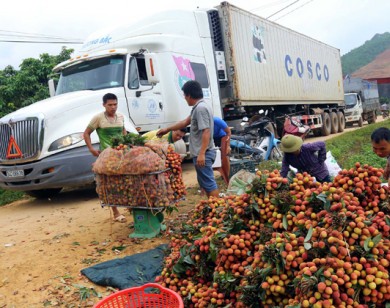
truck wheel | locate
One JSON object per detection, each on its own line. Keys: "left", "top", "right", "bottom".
{"left": 25, "top": 188, "right": 62, "bottom": 199}
{"left": 358, "top": 117, "right": 363, "bottom": 127}
{"left": 369, "top": 112, "right": 377, "bottom": 124}
{"left": 337, "top": 112, "right": 345, "bottom": 132}
{"left": 321, "top": 113, "right": 331, "bottom": 136}
{"left": 330, "top": 112, "right": 339, "bottom": 134}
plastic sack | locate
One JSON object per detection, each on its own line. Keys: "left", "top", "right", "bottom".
{"left": 325, "top": 151, "right": 342, "bottom": 177}
{"left": 92, "top": 145, "right": 167, "bottom": 175}
{"left": 227, "top": 169, "right": 256, "bottom": 196}
{"left": 144, "top": 140, "right": 171, "bottom": 158}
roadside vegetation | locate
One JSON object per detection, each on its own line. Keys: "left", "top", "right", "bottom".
{"left": 1, "top": 120, "right": 388, "bottom": 207}
{"left": 326, "top": 120, "right": 390, "bottom": 169}
{"left": 0, "top": 189, "right": 25, "bottom": 206}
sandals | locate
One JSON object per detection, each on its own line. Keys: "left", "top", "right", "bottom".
{"left": 113, "top": 214, "right": 127, "bottom": 223}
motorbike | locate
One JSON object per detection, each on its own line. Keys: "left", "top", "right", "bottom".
{"left": 230, "top": 111, "right": 282, "bottom": 162}
{"left": 382, "top": 109, "right": 389, "bottom": 119}
{"left": 282, "top": 115, "right": 311, "bottom": 139}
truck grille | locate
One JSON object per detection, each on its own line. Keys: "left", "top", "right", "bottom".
{"left": 0, "top": 117, "right": 42, "bottom": 163}
{"left": 208, "top": 9, "right": 224, "bottom": 51}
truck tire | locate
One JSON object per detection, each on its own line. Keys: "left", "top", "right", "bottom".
{"left": 25, "top": 188, "right": 62, "bottom": 199}
{"left": 330, "top": 112, "right": 339, "bottom": 134}
{"left": 337, "top": 111, "right": 345, "bottom": 132}
{"left": 358, "top": 117, "right": 363, "bottom": 127}
{"left": 321, "top": 113, "right": 331, "bottom": 136}
{"left": 368, "top": 111, "right": 377, "bottom": 124}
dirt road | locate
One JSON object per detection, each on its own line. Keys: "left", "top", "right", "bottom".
{"left": 0, "top": 163, "right": 209, "bottom": 307}
{"left": 0, "top": 116, "right": 386, "bottom": 307}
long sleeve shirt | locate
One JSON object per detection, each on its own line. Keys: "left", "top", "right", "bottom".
{"left": 280, "top": 141, "right": 329, "bottom": 181}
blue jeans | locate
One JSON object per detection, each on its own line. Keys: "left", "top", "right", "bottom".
{"left": 193, "top": 150, "right": 218, "bottom": 193}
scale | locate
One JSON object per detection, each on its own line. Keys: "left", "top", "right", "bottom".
{"left": 130, "top": 207, "right": 166, "bottom": 238}
{"left": 100, "top": 204, "right": 167, "bottom": 238}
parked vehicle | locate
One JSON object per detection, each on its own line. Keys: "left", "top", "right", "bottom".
{"left": 230, "top": 112, "right": 282, "bottom": 162}
{"left": 343, "top": 77, "right": 380, "bottom": 127}
{"left": 282, "top": 115, "right": 312, "bottom": 139}
{"left": 0, "top": 2, "right": 345, "bottom": 197}
{"left": 381, "top": 104, "right": 389, "bottom": 119}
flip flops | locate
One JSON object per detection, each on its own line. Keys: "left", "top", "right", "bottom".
{"left": 113, "top": 214, "right": 127, "bottom": 223}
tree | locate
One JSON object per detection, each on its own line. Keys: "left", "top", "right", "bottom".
{"left": 0, "top": 47, "right": 73, "bottom": 117}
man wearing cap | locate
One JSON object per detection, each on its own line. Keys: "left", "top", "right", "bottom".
{"left": 280, "top": 134, "right": 331, "bottom": 183}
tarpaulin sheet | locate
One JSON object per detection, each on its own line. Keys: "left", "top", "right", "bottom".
{"left": 81, "top": 244, "right": 168, "bottom": 290}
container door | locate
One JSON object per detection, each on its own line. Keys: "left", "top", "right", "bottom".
{"left": 125, "top": 56, "right": 164, "bottom": 127}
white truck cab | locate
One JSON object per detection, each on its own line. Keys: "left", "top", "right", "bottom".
{"left": 0, "top": 8, "right": 222, "bottom": 197}
{"left": 344, "top": 92, "right": 364, "bottom": 126}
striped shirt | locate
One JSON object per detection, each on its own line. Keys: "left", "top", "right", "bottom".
{"left": 87, "top": 112, "right": 125, "bottom": 150}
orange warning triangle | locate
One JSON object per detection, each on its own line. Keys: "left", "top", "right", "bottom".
{"left": 6, "top": 136, "right": 22, "bottom": 159}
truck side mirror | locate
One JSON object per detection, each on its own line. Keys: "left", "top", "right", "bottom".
{"left": 48, "top": 79, "right": 56, "bottom": 97}
{"left": 144, "top": 53, "right": 160, "bottom": 84}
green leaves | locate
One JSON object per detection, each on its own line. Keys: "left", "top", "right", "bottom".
{"left": 72, "top": 284, "right": 101, "bottom": 302}
{"left": 363, "top": 234, "right": 382, "bottom": 252}
{"left": 303, "top": 226, "right": 313, "bottom": 250}
{"left": 111, "top": 133, "right": 147, "bottom": 147}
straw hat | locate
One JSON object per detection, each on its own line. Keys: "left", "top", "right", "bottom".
{"left": 280, "top": 135, "right": 303, "bottom": 153}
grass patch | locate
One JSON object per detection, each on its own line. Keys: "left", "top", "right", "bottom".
{"left": 0, "top": 188, "right": 25, "bottom": 206}
{"left": 325, "top": 120, "right": 390, "bottom": 170}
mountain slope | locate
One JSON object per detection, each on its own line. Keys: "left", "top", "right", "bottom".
{"left": 341, "top": 32, "right": 390, "bottom": 76}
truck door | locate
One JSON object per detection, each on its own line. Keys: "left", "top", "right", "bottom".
{"left": 125, "top": 56, "right": 164, "bottom": 128}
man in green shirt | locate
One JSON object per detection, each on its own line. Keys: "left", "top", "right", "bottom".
{"left": 83, "top": 93, "right": 127, "bottom": 222}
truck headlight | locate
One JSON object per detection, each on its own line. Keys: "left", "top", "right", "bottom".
{"left": 49, "top": 133, "right": 84, "bottom": 151}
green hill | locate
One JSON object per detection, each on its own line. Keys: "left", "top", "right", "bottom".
{"left": 341, "top": 32, "right": 390, "bottom": 76}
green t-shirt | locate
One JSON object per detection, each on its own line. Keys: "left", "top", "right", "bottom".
{"left": 87, "top": 112, "right": 125, "bottom": 150}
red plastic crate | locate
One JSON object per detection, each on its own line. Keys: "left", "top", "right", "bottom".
{"left": 93, "top": 283, "right": 184, "bottom": 308}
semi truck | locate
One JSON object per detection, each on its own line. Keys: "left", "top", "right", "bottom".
{"left": 0, "top": 2, "right": 345, "bottom": 197}
{"left": 343, "top": 77, "right": 380, "bottom": 127}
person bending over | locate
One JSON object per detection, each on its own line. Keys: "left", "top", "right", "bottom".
{"left": 280, "top": 134, "right": 331, "bottom": 183}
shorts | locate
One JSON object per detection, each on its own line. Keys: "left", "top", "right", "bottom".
{"left": 193, "top": 149, "right": 218, "bottom": 193}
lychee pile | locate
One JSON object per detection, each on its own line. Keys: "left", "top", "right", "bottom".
{"left": 155, "top": 162, "right": 390, "bottom": 307}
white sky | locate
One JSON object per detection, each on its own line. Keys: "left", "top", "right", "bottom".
{"left": 0, "top": 0, "right": 389, "bottom": 70}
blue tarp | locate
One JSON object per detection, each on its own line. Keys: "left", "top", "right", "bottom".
{"left": 81, "top": 244, "right": 168, "bottom": 290}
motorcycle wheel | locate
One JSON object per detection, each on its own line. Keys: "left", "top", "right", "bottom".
{"left": 269, "top": 145, "right": 283, "bottom": 161}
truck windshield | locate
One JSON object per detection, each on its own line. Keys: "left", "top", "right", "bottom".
{"left": 344, "top": 94, "right": 357, "bottom": 108}
{"left": 56, "top": 55, "right": 126, "bottom": 94}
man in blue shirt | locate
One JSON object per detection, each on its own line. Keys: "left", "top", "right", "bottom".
{"left": 213, "top": 116, "right": 231, "bottom": 184}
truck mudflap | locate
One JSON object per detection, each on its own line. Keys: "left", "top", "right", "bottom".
{"left": 0, "top": 146, "right": 97, "bottom": 191}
